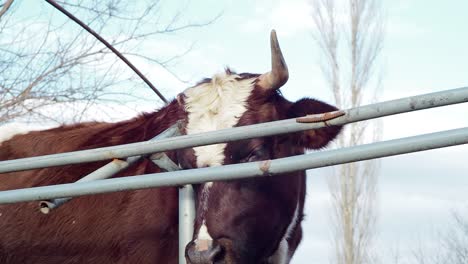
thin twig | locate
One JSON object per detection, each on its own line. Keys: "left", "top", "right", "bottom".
{"left": 0, "top": 0, "right": 14, "bottom": 20}
{"left": 44, "top": 0, "right": 168, "bottom": 104}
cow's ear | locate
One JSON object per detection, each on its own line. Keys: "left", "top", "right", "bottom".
{"left": 287, "top": 98, "right": 342, "bottom": 149}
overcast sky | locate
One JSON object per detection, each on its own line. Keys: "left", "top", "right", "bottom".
{"left": 7, "top": 0, "right": 468, "bottom": 263}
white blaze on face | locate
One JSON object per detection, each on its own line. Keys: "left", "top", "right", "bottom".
{"left": 184, "top": 72, "right": 256, "bottom": 246}
{"left": 184, "top": 72, "right": 255, "bottom": 168}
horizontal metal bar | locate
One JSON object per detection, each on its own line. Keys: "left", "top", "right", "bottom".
{"left": 0, "top": 126, "right": 467, "bottom": 204}
{"left": 1, "top": 86, "right": 468, "bottom": 174}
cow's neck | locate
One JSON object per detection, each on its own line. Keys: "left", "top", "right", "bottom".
{"left": 105, "top": 100, "right": 184, "bottom": 144}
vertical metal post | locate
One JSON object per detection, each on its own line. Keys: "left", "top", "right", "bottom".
{"left": 179, "top": 184, "right": 195, "bottom": 264}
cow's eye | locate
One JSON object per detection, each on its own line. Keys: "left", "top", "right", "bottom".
{"left": 247, "top": 154, "right": 259, "bottom": 162}
{"left": 241, "top": 148, "right": 266, "bottom": 163}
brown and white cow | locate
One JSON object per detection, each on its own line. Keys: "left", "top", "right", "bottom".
{"left": 0, "top": 31, "right": 341, "bottom": 264}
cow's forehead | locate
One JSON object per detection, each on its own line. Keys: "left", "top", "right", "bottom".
{"left": 183, "top": 72, "right": 257, "bottom": 168}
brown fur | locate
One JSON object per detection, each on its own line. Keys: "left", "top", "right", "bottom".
{"left": 0, "top": 100, "right": 184, "bottom": 264}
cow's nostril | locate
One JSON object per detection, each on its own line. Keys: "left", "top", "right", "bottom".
{"left": 186, "top": 241, "right": 224, "bottom": 264}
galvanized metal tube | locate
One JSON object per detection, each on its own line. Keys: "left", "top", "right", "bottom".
{"left": 1, "top": 87, "right": 468, "bottom": 174}
{"left": 151, "top": 151, "right": 192, "bottom": 264}
{"left": 38, "top": 158, "right": 133, "bottom": 214}
{"left": 38, "top": 124, "right": 181, "bottom": 213}
{"left": 151, "top": 153, "right": 180, "bottom": 172}
{"left": 151, "top": 152, "right": 191, "bottom": 264}
{"left": 179, "top": 185, "right": 195, "bottom": 264}
{"left": 0, "top": 126, "right": 468, "bottom": 204}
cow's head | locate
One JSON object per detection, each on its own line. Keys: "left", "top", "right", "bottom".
{"left": 176, "top": 31, "right": 342, "bottom": 264}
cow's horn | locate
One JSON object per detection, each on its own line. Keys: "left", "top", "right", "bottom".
{"left": 258, "top": 30, "right": 289, "bottom": 90}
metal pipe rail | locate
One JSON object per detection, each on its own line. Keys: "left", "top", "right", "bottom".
{"left": 0, "top": 126, "right": 467, "bottom": 204}
{"left": 1, "top": 86, "right": 468, "bottom": 174}
{"left": 38, "top": 123, "right": 181, "bottom": 214}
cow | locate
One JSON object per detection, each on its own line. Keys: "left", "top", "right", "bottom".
{"left": 0, "top": 31, "right": 342, "bottom": 264}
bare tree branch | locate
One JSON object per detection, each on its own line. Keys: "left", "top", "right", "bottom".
{"left": 0, "top": 0, "right": 14, "bottom": 20}
{"left": 413, "top": 209, "right": 468, "bottom": 264}
{"left": 0, "top": 0, "right": 218, "bottom": 124}
{"left": 310, "top": 0, "right": 385, "bottom": 263}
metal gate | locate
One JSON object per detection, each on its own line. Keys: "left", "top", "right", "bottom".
{"left": 1, "top": 86, "right": 468, "bottom": 263}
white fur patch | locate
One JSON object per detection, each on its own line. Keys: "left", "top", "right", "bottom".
{"left": 197, "top": 222, "right": 213, "bottom": 240}
{"left": 284, "top": 202, "right": 300, "bottom": 241}
{"left": 269, "top": 239, "right": 289, "bottom": 264}
{"left": 0, "top": 123, "right": 48, "bottom": 146}
{"left": 268, "top": 202, "right": 300, "bottom": 264}
{"left": 194, "top": 221, "right": 214, "bottom": 251}
{"left": 184, "top": 72, "right": 255, "bottom": 168}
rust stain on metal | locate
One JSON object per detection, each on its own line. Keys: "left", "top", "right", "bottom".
{"left": 296, "top": 110, "right": 345, "bottom": 123}
{"left": 104, "top": 151, "right": 118, "bottom": 160}
{"left": 112, "top": 159, "right": 128, "bottom": 169}
{"left": 112, "top": 158, "right": 125, "bottom": 164}
{"left": 259, "top": 160, "right": 272, "bottom": 175}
